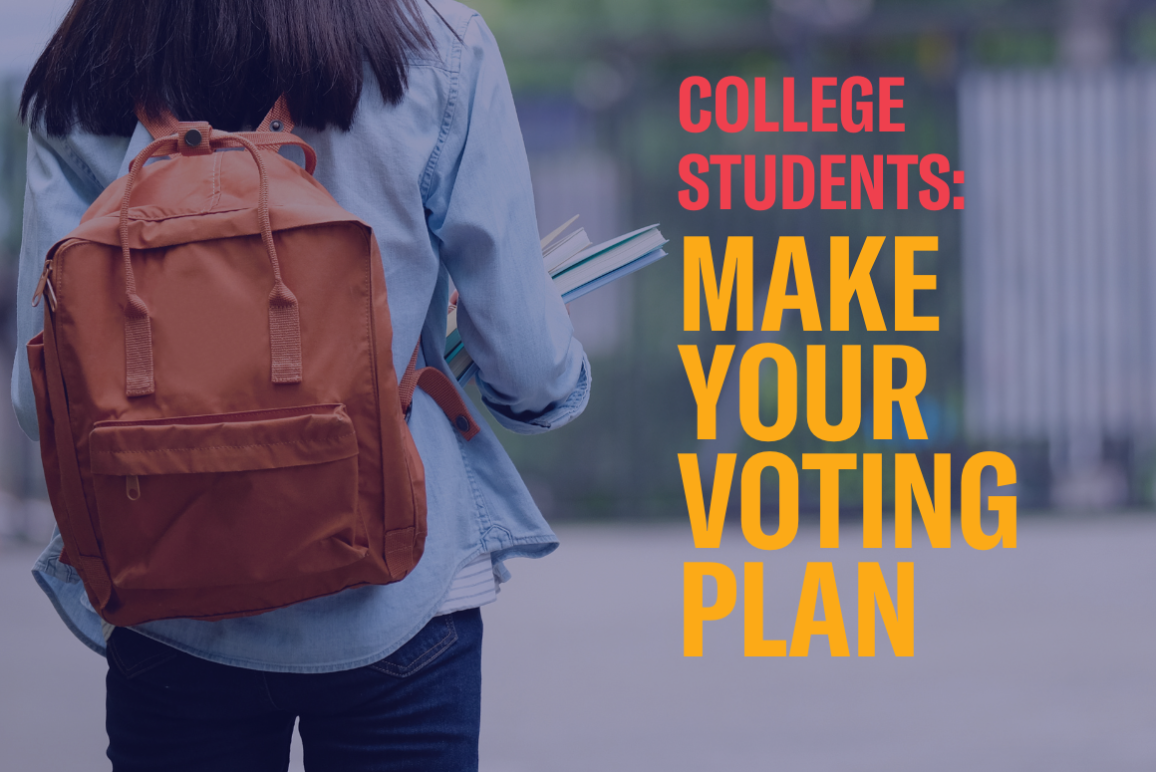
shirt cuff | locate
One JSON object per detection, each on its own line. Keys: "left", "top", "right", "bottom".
{"left": 479, "top": 353, "right": 591, "bottom": 435}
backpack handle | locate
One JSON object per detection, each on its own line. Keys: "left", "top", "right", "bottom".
{"left": 118, "top": 128, "right": 304, "bottom": 397}
{"left": 215, "top": 131, "right": 318, "bottom": 176}
{"left": 134, "top": 97, "right": 315, "bottom": 174}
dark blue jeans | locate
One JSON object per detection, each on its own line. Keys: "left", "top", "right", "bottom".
{"left": 105, "top": 608, "right": 482, "bottom": 772}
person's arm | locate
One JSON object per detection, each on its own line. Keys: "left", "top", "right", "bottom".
{"left": 422, "top": 14, "right": 589, "bottom": 434}
{"left": 11, "top": 128, "right": 131, "bottom": 441}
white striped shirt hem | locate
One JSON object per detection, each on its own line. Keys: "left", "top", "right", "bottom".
{"left": 435, "top": 552, "right": 498, "bottom": 616}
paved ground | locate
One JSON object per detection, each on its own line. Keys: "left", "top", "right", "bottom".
{"left": 2, "top": 515, "right": 1154, "bottom": 771}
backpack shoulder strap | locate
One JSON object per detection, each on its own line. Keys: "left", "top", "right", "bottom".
{"left": 400, "top": 344, "right": 479, "bottom": 441}
{"left": 255, "top": 96, "right": 295, "bottom": 134}
{"left": 135, "top": 96, "right": 295, "bottom": 139}
{"left": 135, "top": 108, "right": 181, "bottom": 140}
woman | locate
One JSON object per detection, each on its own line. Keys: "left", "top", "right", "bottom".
{"left": 13, "top": 0, "right": 589, "bottom": 769}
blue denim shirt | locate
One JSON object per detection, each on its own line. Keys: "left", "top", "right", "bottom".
{"left": 10, "top": 0, "right": 589, "bottom": 672}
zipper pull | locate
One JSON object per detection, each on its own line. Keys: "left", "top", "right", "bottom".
{"left": 32, "top": 259, "right": 56, "bottom": 311}
{"left": 125, "top": 475, "right": 141, "bottom": 501}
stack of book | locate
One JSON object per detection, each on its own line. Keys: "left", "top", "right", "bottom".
{"left": 445, "top": 217, "right": 668, "bottom": 383}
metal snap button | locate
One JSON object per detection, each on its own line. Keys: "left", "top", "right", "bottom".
{"left": 184, "top": 128, "right": 202, "bottom": 146}
{"left": 270, "top": 120, "right": 283, "bottom": 132}
{"left": 455, "top": 415, "right": 470, "bottom": 432}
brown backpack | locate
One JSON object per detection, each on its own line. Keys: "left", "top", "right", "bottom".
{"left": 26, "top": 99, "right": 479, "bottom": 627}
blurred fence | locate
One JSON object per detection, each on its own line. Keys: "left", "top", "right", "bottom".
{"left": 961, "top": 68, "right": 1156, "bottom": 507}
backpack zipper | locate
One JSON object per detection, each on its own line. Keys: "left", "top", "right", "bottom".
{"left": 32, "top": 259, "right": 56, "bottom": 311}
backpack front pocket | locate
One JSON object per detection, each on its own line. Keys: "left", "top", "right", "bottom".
{"left": 90, "top": 404, "right": 365, "bottom": 590}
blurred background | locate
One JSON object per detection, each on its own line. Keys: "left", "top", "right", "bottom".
{"left": 1, "top": 0, "right": 1154, "bottom": 770}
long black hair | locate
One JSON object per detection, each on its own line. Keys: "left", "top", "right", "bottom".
{"left": 21, "top": 0, "right": 440, "bottom": 137}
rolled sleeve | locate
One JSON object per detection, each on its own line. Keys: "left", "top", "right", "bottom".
{"left": 422, "top": 14, "right": 589, "bottom": 430}
{"left": 479, "top": 351, "right": 591, "bottom": 434}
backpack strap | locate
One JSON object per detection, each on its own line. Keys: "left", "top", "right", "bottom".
{"left": 136, "top": 96, "right": 294, "bottom": 139}
{"left": 255, "top": 96, "right": 295, "bottom": 133}
{"left": 133, "top": 99, "right": 316, "bottom": 175}
{"left": 399, "top": 344, "right": 479, "bottom": 441}
{"left": 135, "top": 108, "right": 181, "bottom": 140}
